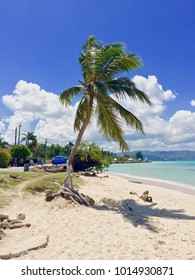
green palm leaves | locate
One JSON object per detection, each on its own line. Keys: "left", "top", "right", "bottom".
{"left": 60, "top": 35, "right": 152, "bottom": 152}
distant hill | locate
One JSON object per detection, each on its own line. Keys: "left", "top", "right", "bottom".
{"left": 117, "top": 150, "right": 195, "bottom": 161}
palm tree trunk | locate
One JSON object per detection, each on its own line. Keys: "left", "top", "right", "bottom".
{"left": 61, "top": 96, "right": 94, "bottom": 206}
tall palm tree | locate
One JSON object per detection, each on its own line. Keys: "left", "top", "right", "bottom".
{"left": 21, "top": 132, "right": 38, "bottom": 156}
{"left": 21, "top": 132, "right": 37, "bottom": 146}
{"left": 60, "top": 36, "right": 152, "bottom": 165}
{"left": 60, "top": 36, "right": 152, "bottom": 204}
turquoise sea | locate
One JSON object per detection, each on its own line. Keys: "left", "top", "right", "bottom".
{"left": 108, "top": 161, "right": 195, "bottom": 189}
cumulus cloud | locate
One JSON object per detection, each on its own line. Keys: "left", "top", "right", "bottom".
{"left": 1, "top": 80, "right": 78, "bottom": 144}
{"left": 190, "top": 100, "right": 195, "bottom": 107}
{"left": 0, "top": 121, "right": 5, "bottom": 131}
{"left": 0, "top": 76, "right": 195, "bottom": 151}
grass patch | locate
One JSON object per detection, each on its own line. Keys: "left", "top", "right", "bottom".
{"left": 0, "top": 169, "right": 84, "bottom": 197}
{"left": 25, "top": 173, "right": 84, "bottom": 195}
{"left": 0, "top": 171, "right": 47, "bottom": 190}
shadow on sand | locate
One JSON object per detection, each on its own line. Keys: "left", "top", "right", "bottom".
{"left": 92, "top": 198, "right": 195, "bottom": 232}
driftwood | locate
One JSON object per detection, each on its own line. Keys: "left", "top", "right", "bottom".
{"left": 0, "top": 214, "right": 8, "bottom": 222}
{"left": 10, "top": 175, "right": 22, "bottom": 179}
{"left": 9, "top": 223, "right": 31, "bottom": 230}
{"left": 45, "top": 164, "right": 95, "bottom": 206}
{"left": 43, "top": 166, "right": 67, "bottom": 173}
{"left": 0, "top": 235, "right": 49, "bottom": 260}
{"left": 140, "top": 190, "right": 153, "bottom": 202}
{"left": 0, "top": 213, "right": 31, "bottom": 240}
{"left": 45, "top": 188, "right": 95, "bottom": 206}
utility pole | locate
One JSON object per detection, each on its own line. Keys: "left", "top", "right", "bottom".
{"left": 14, "top": 127, "right": 18, "bottom": 145}
{"left": 18, "top": 123, "right": 22, "bottom": 145}
{"left": 43, "top": 138, "right": 48, "bottom": 164}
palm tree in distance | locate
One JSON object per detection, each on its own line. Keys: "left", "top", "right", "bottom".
{"left": 60, "top": 35, "right": 152, "bottom": 205}
{"left": 21, "top": 132, "right": 37, "bottom": 146}
{"left": 0, "top": 135, "right": 9, "bottom": 149}
{"left": 21, "top": 132, "right": 38, "bottom": 156}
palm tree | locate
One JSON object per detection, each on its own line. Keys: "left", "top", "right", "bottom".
{"left": 21, "top": 132, "right": 38, "bottom": 156}
{"left": 0, "top": 135, "right": 8, "bottom": 149}
{"left": 60, "top": 35, "right": 152, "bottom": 205}
{"left": 21, "top": 132, "right": 37, "bottom": 146}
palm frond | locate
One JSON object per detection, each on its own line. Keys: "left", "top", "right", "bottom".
{"left": 97, "top": 106, "right": 129, "bottom": 151}
{"left": 80, "top": 49, "right": 104, "bottom": 83}
{"left": 106, "top": 77, "right": 153, "bottom": 106}
{"left": 106, "top": 95, "right": 144, "bottom": 133}
{"left": 102, "top": 43, "right": 125, "bottom": 62}
{"left": 74, "top": 95, "right": 89, "bottom": 131}
{"left": 60, "top": 86, "right": 84, "bottom": 106}
{"left": 104, "top": 53, "right": 142, "bottom": 78}
{"left": 95, "top": 91, "right": 129, "bottom": 151}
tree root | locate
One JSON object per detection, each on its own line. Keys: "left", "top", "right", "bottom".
{"left": 45, "top": 164, "right": 95, "bottom": 206}
{"left": 0, "top": 214, "right": 8, "bottom": 222}
{"left": 45, "top": 187, "right": 95, "bottom": 206}
{"left": 0, "top": 235, "right": 49, "bottom": 260}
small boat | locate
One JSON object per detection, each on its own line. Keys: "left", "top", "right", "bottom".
{"left": 51, "top": 156, "right": 68, "bottom": 165}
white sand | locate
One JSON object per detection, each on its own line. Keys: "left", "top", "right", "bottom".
{"left": 0, "top": 174, "right": 195, "bottom": 260}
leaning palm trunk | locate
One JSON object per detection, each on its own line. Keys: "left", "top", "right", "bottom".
{"left": 60, "top": 96, "right": 94, "bottom": 206}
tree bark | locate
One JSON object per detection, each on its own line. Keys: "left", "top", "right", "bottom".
{"left": 62, "top": 96, "right": 94, "bottom": 206}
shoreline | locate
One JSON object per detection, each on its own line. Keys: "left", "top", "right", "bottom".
{"left": 107, "top": 172, "right": 195, "bottom": 196}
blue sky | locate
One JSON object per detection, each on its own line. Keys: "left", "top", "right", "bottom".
{"left": 0, "top": 0, "right": 195, "bottom": 151}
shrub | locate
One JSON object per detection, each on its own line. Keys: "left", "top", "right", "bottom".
{"left": 0, "top": 150, "right": 10, "bottom": 168}
{"left": 11, "top": 145, "right": 31, "bottom": 165}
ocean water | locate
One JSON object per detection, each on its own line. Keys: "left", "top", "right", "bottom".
{"left": 108, "top": 161, "right": 195, "bottom": 188}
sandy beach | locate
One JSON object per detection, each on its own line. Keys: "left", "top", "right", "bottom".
{"left": 0, "top": 173, "right": 195, "bottom": 260}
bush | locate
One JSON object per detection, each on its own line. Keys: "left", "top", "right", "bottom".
{"left": 0, "top": 150, "right": 10, "bottom": 168}
{"left": 11, "top": 145, "right": 31, "bottom": 165}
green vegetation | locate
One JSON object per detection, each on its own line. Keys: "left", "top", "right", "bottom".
{"left": 24, "top": 173, "right": 82, "bottom": 194}
{"left": 135, "top": 151, "right": 144, "bottom": 160}
{"left": 0, "top": 136, "right": 8, "bottom": 149}
{"left": 0, "top": 171, "right": 44, "bottom": 190}
{"left": 11, "top": 145, "right": 31, "bottom": 165}
{"left": 77, "top": 142, "right": 110, "bottom": 172}
{"left": 21, "top": 131, "right": 38, "bottom": 156}
{"left": 0, "top": 169, "right": 83, "bottom": 196}
{"left": 0, "top": 150, "right": 10, "bottom": 168}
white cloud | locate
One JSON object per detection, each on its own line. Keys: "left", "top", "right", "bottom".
{"left": 190, "top": 100, "right": 195, "bottom": 107}
{"left": 0, "top": 77, "right": 195, "bottom": 151}
{"left": 0, "top": 121, "right": 5, "bottom": 131}
{"left": 1, "top": 80, "right": 78, "bottom": 144}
